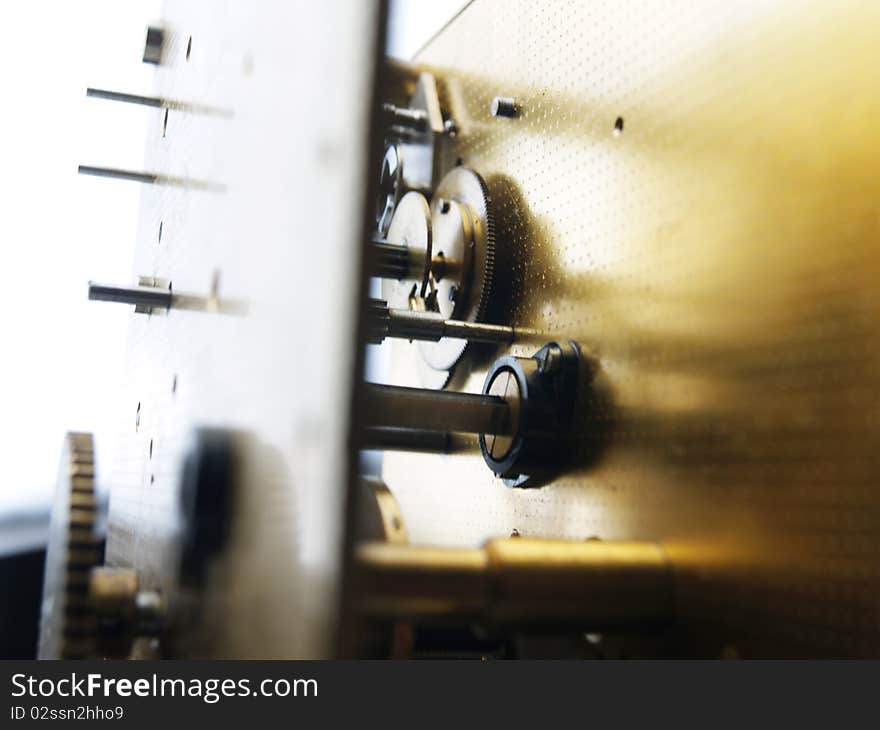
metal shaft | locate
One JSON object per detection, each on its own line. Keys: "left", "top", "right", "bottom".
{"left": 364, "top": 383, "right": 514, "bottom": 436}
{"left": 78, "top": 166, "right": 159, "bottom": 184}
{"left": 86, "top": 87, "right": 166, "bottom": 108}
{"left": 366, "top": 298, "right": 520, "bottom": 345}
{"left": 355, "top": 538, "right": 672, "bottom": 628}
{"left": 361, "top": 427, "right": 476, "bottom": 454}
{"left": 382, "top": 103, "right": 428, "bottom": 132}
{"left": 387, "top": 307, "right": 516, "bottom": 344}
{"left": 88, "top": 282, "right": 172, "bottom": 310}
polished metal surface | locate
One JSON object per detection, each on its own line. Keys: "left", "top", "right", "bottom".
{"left": 381, "top": 0, "right": 880, "bottom": 657}
{"left": 355, "top": 538, "right": 671, "bottom": 627}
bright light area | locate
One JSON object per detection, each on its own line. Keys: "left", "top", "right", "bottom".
{"left": 387, "top": 0, "right": 468, "bottom": 59}
{"left": 0, "top": 1, "right": 159, "bottom": 514}
{"left": 0, "top": 0, "right": 464, "bottom": 515}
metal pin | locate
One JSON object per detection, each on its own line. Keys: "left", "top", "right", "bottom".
{"left": 86, "top": 88, "right": 166, "bottom": 108}
{"left": 89, "top": 281, "right": 247, "bottom": 316}
{"left": 88, "top": 282, "right": 171, "bottom": 311}
{"left": 382, "top": 103, "right": 429, "bottom": 132}
{"left": 366, "top": 298, "right": 534, "bottom": 345}
{"left": 78, "top": 166, "right": 159, "bottom": 185}
{"left": 78, "top": 165, "right": 224, "bottom": 192}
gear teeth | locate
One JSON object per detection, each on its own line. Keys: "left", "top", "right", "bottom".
{"left": 366, "top": 298, "right": 392, "bottom": 345}
{"left": 39, "top": 432, "right": 101, "bottom": 659}
{"left": 472, "top": 170, "right": 496, "bottom": 322}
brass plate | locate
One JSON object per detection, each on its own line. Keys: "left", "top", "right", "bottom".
{"left": 382, "top": 0, "right": 880, "bottom": 657}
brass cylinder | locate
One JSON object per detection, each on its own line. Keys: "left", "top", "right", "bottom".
{"left": 89, "top": 567, "right": 138, "bottom": 619}
{"left": 354, "top": 538, "right": 672, "bottom": 629}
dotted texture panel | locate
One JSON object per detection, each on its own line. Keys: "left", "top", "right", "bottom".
{"left": 382, "top": 0, "right": 880, "bottom": 657}
{"left": 105, "top": 1, "right": 377, "bottom": 657}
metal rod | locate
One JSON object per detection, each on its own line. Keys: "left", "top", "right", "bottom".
{"left": 366, "top": 299, "right": 525, "bottom": 345}
{"left": 86, "top": 87, "right": 166, "bottom": 108}
{"left": 355, "top": 539, "right": 672, "bottom": 628}
{"left": 88, "top": 282, "right": 171, "bottom": 310}
{"left": 387, "top": 308, "right": 516, "bottom": 344}
{"left": 78, "top": 166, "right": 158, "bottom": 184}
{"left": 361, "top": 427, "right": 452, "bottom": 453}
{"left": 382, "top": 103, "right": 429, "bottom": 132}
{"left": 364, "top": 383, "right": 514, "bottom": 436}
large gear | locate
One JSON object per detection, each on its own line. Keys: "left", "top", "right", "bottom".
{"left": 435, "top": 166, "right": 496, "bottom": 325}
{"left": 37, "top": 432, "right": 102, "bottom": 659}
{"left": 418, "top": 166, "right": 496, "bottom": 377}
{"left": 381, "top": 191, "right": 433, "bottom": 309}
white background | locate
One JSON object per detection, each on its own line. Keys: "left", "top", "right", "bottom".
{"left": 0, "top": 0, "right": 464, "bottom": 517}
{"left": 0, "top": 1, "right": 160, "bottom": 515}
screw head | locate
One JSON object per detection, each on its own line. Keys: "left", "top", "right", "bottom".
{"left": 490, "top": 96, "right": 517, "bottom": 118}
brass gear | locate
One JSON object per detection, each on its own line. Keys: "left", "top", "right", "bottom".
{"left": 37, "top": 432, "right": 102, "bottom": 659}
{"left": 418, "top": 167, "right": 496, "bottom": 380}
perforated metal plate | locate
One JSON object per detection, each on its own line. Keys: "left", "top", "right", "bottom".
{"left": 104, "top": 1, "right": 378, "bottom": 658}
{"left": 381, "top": 0, "right": 880, "bottom": 657}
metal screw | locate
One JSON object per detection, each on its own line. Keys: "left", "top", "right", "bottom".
{"left": 490, "top": 96, "right": 517, "bottom": 118}
{"left": 444, "top": 118, "right": 458, "bottom": 137}
{"left": 383, "top": 103, "right": 429, "bottom": 132}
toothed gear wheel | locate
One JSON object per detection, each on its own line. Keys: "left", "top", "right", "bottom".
{"left": 418, "top": 167, "right": 496, "bottom": 381}
{"left": 37, "top": 432, "right": 102, "bottom": 659}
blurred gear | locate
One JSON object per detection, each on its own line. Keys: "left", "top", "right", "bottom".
{"left": 376, "top": 144, "right": 403, "bottom": 235}
{"left": 37, "top": 432, "right": 102, "bottom": 659}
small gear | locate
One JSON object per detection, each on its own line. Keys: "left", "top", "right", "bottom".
{"left": 365, "top": 297, "right": 393, "bottom": 345}
{"left": 37, "top": 432, "right": 102, "bottom": 659}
